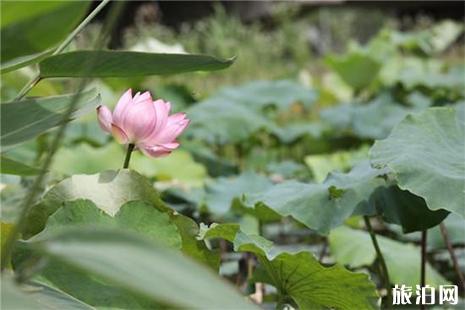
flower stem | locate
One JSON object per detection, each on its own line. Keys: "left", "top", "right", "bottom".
{"left": 123, "top": 144, "right": 135, "bottom": 169}
{"left": 440, "top": 223, "right": 465, "bottom": 289}
{"left": 363, "top": 216, "right": 391, "bottom": 307}
{"left": 420, "top": 230, "right": 427, "bottom": 310}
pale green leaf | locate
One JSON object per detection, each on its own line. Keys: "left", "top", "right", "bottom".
{"left": 370, "top": 106, "right": 465, "bottom": 218}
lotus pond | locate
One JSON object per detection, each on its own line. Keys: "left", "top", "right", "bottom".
{"left": 1, "top": 2, "right": 464, "bottom": 309}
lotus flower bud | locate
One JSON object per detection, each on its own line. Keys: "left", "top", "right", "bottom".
{"left": 97, "top": 89, "right": 189, "bottom": 157}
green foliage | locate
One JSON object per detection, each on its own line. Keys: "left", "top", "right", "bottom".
{"left": 0, "top": 156, "right": 41, "bottom": 176}
{"left": 24, "top": 170, "right": 166, "bottom": 237}
{"left": 35, "top": 200, "right": 182, "bottom": 249}
{"left": 0, "top": 49, "right": 52, "bottom": 74}
{"left": 200, "top": 223, "right": 379, "bottom": 309}
{"left": 128, "top": 6, "right": 311, "bottom": 93}
{"left": 326, "top": 49, "right": 382, "bottom": 90}
{"left": 210, "top": 80, "right": 317, "bottom": 112}
{"left": 1, "top": 4, "right": 463, "bottom": 308}
{"left": 1, "top": 90, "right": 100, "bottom": 148}
{"left": 245, "top": 162, "right": 448, "bottom": 234}
{"left": 20, "top": 228, "right": 257, "bottom": 309}
{"left": 187, "top": 97, "right": 272, "bottom": 144}
{"left": 0, "top": 1, "right": 90, "bottom": 63}
{"left": 23, "top": 169, "right": 217, "bottom": 270}
{"left": 204, "top": 171, "right": 272, "bottom": 216}
{"left": 329, "top": 226, "right": 449, "bottom": 287}
{"left": 39, "top": 51, "right": 235, "bottom": 78}
{"left": 186, "top": 80, "right": 317, "bottom": 144}
{"left": 370, "top": 106, "right": 465, "bottom": 218}
{"left": 1, "top": 275, "right": 93, "bottom": 310}
{"left": 320, "top": 93, "right": 418, "bottom": 140}
{"left": 51, "top": 143, "right": 207, "bottom": 186}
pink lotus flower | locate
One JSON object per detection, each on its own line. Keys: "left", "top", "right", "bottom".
{"left": 97, "top": 89, "right": 190, "bottom": 157}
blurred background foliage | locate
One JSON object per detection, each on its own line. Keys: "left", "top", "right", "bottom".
{"left": 1, "top": 1, "right": 464, "bottom": 308}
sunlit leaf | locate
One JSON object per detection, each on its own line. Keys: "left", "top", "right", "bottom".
{"left": 25, "top": 169, "right": 217, "bottom": 269}
{"left": 24, "top": 169, "right": 166, "bottom": 237}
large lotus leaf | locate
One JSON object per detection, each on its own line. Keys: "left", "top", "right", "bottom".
{"left": 326, "top": 50, "right": 381, "bottom": 90}
{"left": 186, "top": 98, "right": 273, "bottom": 144}
{"left": 245, "top": 162, "right": 448, "bottom": 234}
{"left": 34, "top": 199, "right": 182, "bottom": 249}
{"left": 321, "top": 93, "right": 416, "bottom": 140}
{"left": 370, "top": 106, "right": 465, "bottom": 218}
{"left": 22, "top": 228, "right": 257, "bottom": 309}
{"left": 200, "top": 223, "right": 379, "bottom": 309}
{"left": 329, "top": 226, "right": 449, "bottom": 288}
{"left": 1, "top": 90, "right": 101, "bottom": 148}
{"left": 24, "top": 169, "right": 217, "bottom": 269}
{"left": 244, "top": 162, "right": 385, "bottom": 234}
{"left": 210, "top": 80, "right": 317, "bottom": 111}
{"left": 25, "top": 170, "right": 166, "bottom": 238}
{"left": 204, "top": 171, "right": 273, "bottom": 216}
{"left": 13, "top": 200, "right": 184, "bottom": 308}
